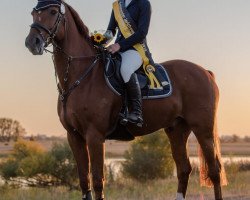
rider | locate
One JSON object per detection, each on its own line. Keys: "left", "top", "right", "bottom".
{"left": 107, "top": 0, "right": 152, "bottom": 126}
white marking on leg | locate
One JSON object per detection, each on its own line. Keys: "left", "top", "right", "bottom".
{"left": 176, "top": 193, "right": 185, "bottom": 200}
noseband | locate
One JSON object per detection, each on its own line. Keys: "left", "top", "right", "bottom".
{"left": 30, "top": 7, "right": 65, "bottom": 47}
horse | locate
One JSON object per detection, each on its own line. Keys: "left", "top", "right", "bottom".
{"left": 25, "top": 2, "right": 227, "bottom": 200}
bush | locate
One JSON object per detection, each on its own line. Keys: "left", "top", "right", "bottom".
{"left": 0, "top": 140, "right": 78, "bottom": 189}
{"left": 122, "top": 130, "right": 174, "bottom": 181}
{"left": 48, "top": 142, "right": 78, "bottom": 189}
{"left": 1, "top": 140, "right": 45, "bottom": 180}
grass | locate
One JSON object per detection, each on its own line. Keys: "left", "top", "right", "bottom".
{"left": 0, "top": 186, "right": 81, "bottom": 200}
{"left": 0, "top": 171, "right": 250, "bottom": 200}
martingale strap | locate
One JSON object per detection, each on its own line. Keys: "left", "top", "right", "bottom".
{"left": 113, "top": 0, "right": 161, "bottom": 89}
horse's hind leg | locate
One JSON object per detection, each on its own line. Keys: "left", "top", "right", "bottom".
{"left": 193, "top": 126, "right": 223, "bottom": 200}
{"left": 165, "top": 119, "right": 192, "bottom": 200}
{"left": 67, "top": 132, "right": 92, "bottom": 200}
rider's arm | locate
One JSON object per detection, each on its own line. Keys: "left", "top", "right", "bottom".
{"left": 107, "top": 10, "right": 117, "bottom": 36}
{"left": 118, "top": 0, "right": 151, "bottom": 51}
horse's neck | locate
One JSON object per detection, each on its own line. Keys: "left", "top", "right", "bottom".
{"left": 53, "top": 14, "right": 96, "bottom": 89}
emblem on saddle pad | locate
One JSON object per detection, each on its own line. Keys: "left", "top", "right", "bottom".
{"left": 146, "top": 65, "right": 155, "bottom": 73}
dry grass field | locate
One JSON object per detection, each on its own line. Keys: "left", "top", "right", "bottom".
{"left": 0, "top": 171, "right": 250, "bottom": 200}
{"left": 0, "top": 138, "right": 250, "bottom": 200}
{"left": 105, "top": 140, "right": 250, "bottom": 157}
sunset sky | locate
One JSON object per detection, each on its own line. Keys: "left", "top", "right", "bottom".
{"left": 0, "top": 0, "right": 249, "bottom": 137}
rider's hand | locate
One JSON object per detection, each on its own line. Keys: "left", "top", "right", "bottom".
{"left": 107, "top": 43, "right": 121, "bottom": 54}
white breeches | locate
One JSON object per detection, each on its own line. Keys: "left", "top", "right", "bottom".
{"left": 120, "top": 50, "right": 143, "bottom": 83}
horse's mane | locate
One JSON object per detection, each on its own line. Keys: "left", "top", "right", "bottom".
{"left": 64, "top": 2, "right": 92, "bottom": 43}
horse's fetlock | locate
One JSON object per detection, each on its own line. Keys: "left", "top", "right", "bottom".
{"left": 82, "top": 190, "right": 93, "bottom": 200}
{"left": 178, "top": 166, "right": 192, "bottom": 179}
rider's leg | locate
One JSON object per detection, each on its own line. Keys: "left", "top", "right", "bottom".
{"left": 120, "top": 50, "right": 143, "bottom": 125}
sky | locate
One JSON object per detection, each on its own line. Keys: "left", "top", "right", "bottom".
{"left": 0, "top": 0, "right": 250, "bottom": 137}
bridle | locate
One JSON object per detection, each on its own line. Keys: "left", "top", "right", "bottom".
{"left": 30, "top": 5, "right": 65, "bottom": 47}
{"left": 29, "top": 3, "right": 101, "bottom": 105}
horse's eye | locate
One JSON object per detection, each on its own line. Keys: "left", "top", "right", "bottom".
{"left": 50, "top": 10, "right": 58, "bottom": 15}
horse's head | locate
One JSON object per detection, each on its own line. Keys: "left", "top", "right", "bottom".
{"left": 25, "top": 0, "right": 66, "bottom": 55}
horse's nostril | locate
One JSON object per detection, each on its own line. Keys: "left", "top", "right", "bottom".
{"left": 35, "top": 37, "right": 41, "bottom": 45}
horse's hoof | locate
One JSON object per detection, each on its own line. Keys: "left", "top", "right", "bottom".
{"left": 82, "top": 190, "right": 93, "bottom": 200}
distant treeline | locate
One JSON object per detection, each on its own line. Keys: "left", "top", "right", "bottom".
{"left": 188, "top": 134, "right": 250, "bottom": 143}
{"left": 1, "top": 117, "right": 249, "bottom": 143}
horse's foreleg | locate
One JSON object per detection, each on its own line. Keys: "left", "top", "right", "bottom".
{"left": 165, "top": 120, "right": 192, "bottom": 200}
{"left": 86, "top": 127, "right": 105, "bottom": 200}
{"left": 67, "top": 132, "right": 93, "bottom": 200}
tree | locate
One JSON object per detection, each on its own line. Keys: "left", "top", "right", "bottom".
{"left": 122, "top": 130, "right": 174, "bottom": 181}
{"left": 0, "top": 118, "right": 26, "bottom": 142}
{"left": 244, "top": 136, "right": 250, "bottom": 143}
{"left": 232, "top": 134, "right": 240, "bottom": 143}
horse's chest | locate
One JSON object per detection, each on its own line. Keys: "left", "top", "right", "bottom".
{"left": 58, "top": 105, "right": 78, "bottom": 131}
{"left": 57, "top": 98, "right": 112, "bottom": 131}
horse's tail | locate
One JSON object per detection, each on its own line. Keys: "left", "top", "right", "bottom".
{"left": 198, "top": 119, "right": 228, "bottom": 187}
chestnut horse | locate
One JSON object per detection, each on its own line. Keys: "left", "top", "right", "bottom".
{"left": 25, "top": 2, "right": 227, "bottom": 200}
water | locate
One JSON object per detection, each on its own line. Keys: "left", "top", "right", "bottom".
{"left": 105, "top": 156, "right": 250, "bottom": 178}
{"left": 106, "top": 156, "right": 250, "bottom": 166}
{"left": 190, "top": 156, "right": 250, "bottom": 164}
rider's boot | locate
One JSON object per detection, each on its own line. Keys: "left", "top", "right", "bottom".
{"left": 125, "top": 73, "right": 143, "bottom": 127}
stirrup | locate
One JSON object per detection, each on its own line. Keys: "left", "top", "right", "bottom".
{"left": 127, "top": 116, "right": 143, "bottom": 128}
{"left": 119, "top": 113, "right": 143, "bottom": 127}
{"left": 119, "top": 113, "right": 128, "bottom": 126}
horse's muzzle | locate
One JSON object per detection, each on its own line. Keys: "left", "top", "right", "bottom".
{"left": 25, "top": 34, "right": 45, "bottom": 55}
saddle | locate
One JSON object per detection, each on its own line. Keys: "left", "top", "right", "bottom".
{"left": 104, "top": 52, "right": 172, "bottom": 99}
{"left": 102, "top": 51, "right": 173, "bottom": 141}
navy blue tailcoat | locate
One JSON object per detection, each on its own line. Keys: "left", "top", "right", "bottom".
{"left": 107, "top": 0, "right": 152, "bottom": 52}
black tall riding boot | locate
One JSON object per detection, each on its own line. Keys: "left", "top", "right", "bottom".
{"left": 125, "top": 73, "right": 143, "bottom": 127}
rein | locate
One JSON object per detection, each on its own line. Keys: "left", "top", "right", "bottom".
{"left": 51, "top": 44, "right": 101, "bottom": 103}
{"left": 46, "top": 42, "right": 101, "bottom": 105}
{"left": 30, "top": 4, "right": 102, "bottom": 105}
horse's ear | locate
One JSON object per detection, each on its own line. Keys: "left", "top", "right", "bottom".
{"left": 60, "top": 4, "right": 66, "bottom": 14}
